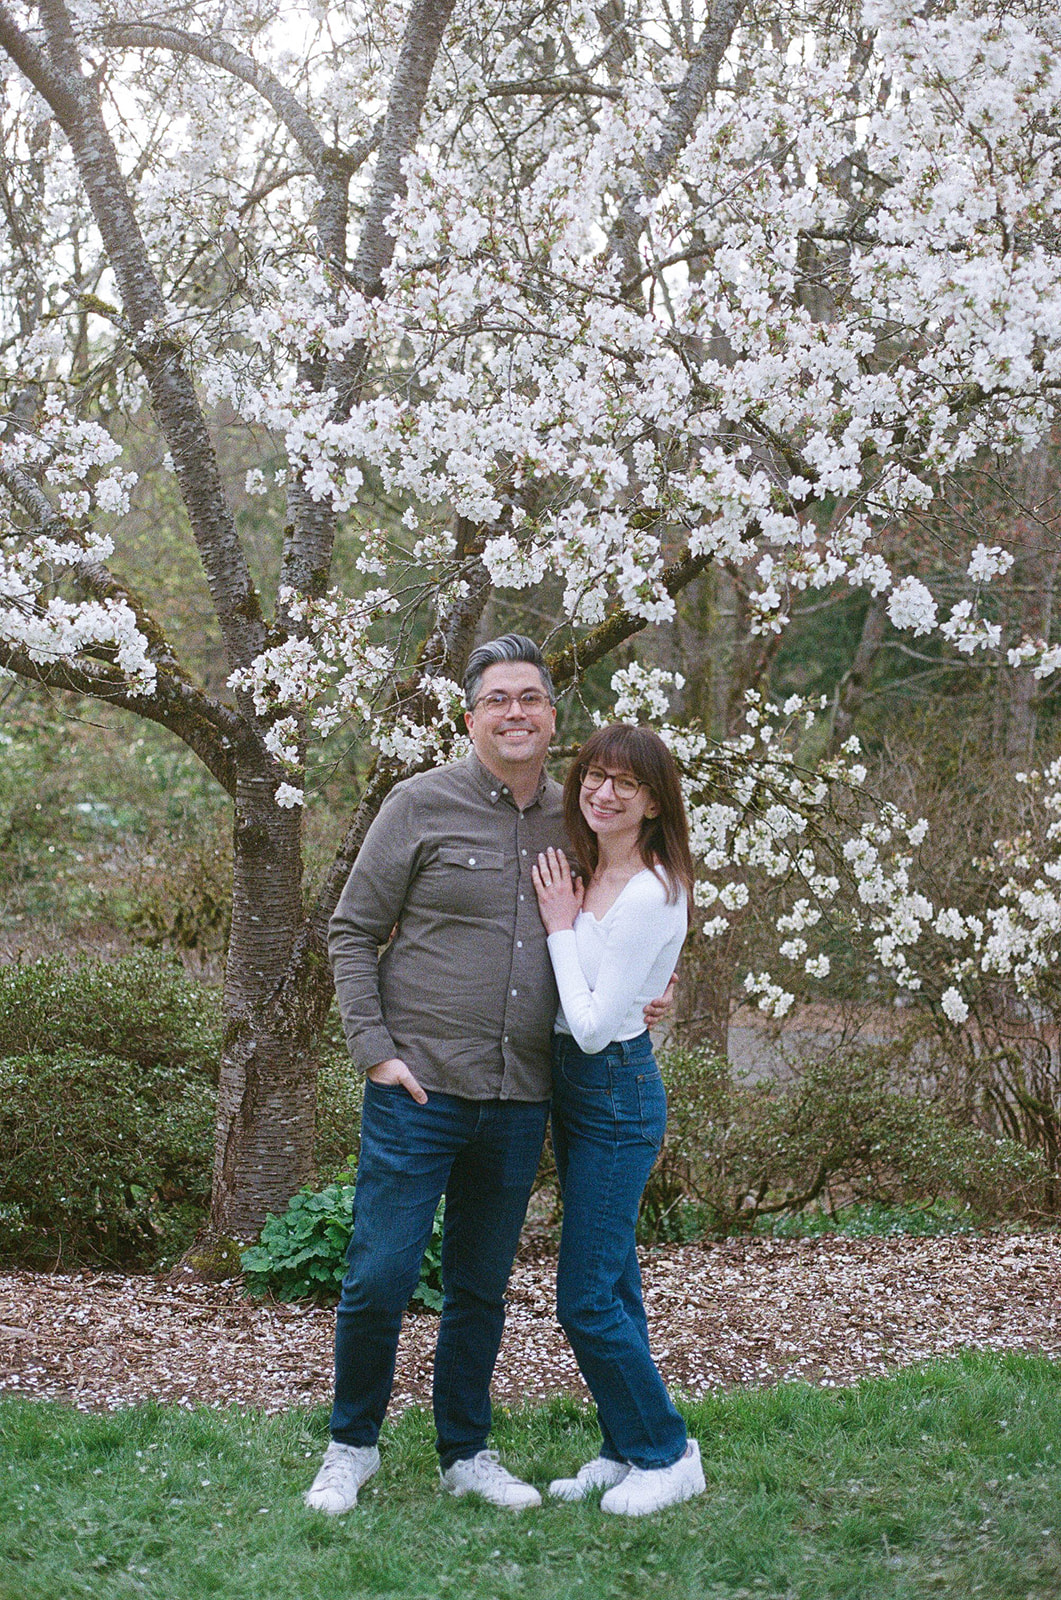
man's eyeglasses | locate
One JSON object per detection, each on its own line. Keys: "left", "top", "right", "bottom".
{"left": 580, "top": 766, "right": 647, "bottom": 800}
{"left": 472, "top": 689, "right": 552, "bottom": 713}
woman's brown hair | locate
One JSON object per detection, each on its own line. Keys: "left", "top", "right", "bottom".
{"left": 563, "top": 723, "right": 694, "bottom": 905}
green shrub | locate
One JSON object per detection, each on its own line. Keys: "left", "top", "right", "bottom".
{"left": 0, "top": 954, "right": 222, "bottom": 1267}
{"left": 0, "top": 1050, "right": 215, "bottom": 1267}
{"left": 0, "top": 958, "right": 385, "bottom": 1270}
{"left": 125, "top": 823, "right": 232, "bottom": 953}
{"left": 0, "top": 953, "right": 221, "bottom": 1079}
{"left": 312, "top": 1018, "right": 364, "bottom": 1181}
{"left": 643, "top": 1044, "right": 1048, "bottom": 1240}
{"left": 242, "top": 1182, "right": 444, "bottom": 1310}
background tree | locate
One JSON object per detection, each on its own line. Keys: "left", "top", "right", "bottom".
{"left": 1, "top": 0, "right": 1060, "bottom": 1239}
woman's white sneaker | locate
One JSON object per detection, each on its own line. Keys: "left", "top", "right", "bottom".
{"left": 303, "top": 1441, "right": 380, "bottom": 1514}
{"left": 548, "top": 1457, "right": 630, "bottom": 1501}
{"left": 599, "top": 1440, "right": 705, "bottom": 1516}
{"left": 440, "top": 1449, "right": 541, "bottom": 1509}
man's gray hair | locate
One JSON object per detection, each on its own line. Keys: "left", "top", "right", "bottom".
{"left": 463, "top": 633, "right": 556, "bottom": 710}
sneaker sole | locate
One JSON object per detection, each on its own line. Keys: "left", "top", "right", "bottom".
{"left": 443, "top": 1488, "right": 542, "bottom": 1509}
{"left": 442, "top": 1480, "right": 542, "bottom": 1509}
{"left": 600, "top": 1475, "right": 705, "bottom": 1516}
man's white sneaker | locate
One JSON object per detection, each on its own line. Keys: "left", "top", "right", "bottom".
{"left": 599, "top": 1439, "right": 705, "bottom": 1517}
{"left": 548, "top": 1457, "right": 629, "bottom": 1502}
{"left": 440, "top": 1449, "right": 541, "bottom": 1509}
{"left": 303, "top": 1441, "right": 380, "bottom": 1514}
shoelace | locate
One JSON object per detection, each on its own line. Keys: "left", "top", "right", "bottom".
{"left": 315, "top": 1445, "right": 366, "bottom": 1489}
{"left": 469, "top": 1450, "right": 515, "bottom": 1484}
{"left": 314, "top": 1458, "right": 351, "bottom": 1490}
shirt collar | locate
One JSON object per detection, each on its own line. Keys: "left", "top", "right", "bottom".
{"left": 466, "top": 750, "right": 548, "bottom": 810}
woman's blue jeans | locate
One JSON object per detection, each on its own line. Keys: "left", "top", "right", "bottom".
{"left": 331, "top": 1080, "right": 549, "bottom": 1468}
{"left": 552, "top": 1031, "right": 687, "bottom": 1470}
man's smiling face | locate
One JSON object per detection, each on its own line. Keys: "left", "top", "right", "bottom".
{"left": 464, "top": 662, "right": 556, "bottom": 784}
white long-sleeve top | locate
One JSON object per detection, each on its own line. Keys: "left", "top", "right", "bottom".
{"left": 547, "top": 867, "right": 687, "bottom": 1055}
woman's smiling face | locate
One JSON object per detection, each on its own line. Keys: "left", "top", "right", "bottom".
{"left": 578, "top": 765, "right": 659, "bottom": 847}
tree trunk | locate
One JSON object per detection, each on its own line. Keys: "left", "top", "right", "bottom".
{"left": 830, "top": 596, "right": 886, "bottom": 753}
{"left": 1003, "top": 445, "right": 1057, "bottom": 766}
{"left": 209, "top": 763, "right": 313, "bottom": 1239}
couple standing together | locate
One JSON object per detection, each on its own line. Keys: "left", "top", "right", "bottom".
{"left": 306, "top": 634, "right": 705, "bottom": 1518}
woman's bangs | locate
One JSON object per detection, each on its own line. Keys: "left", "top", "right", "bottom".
{"left": 582, "top": 724, "right": 654, "bottom": 788}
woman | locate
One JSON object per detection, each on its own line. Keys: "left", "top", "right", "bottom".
{"left": 532, "top": 723, "right": 705, "bottom": 1517}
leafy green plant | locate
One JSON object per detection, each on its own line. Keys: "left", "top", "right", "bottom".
{"left": 0, "top": 956, "right": 390, "bottom": 1270}
{"left": 126, "top": 821, "right": 233, "bottom": 953}
{"left": 242, "top": 1181, "right": 444, "bottom": 1310}
{"left": 0, "top": 701, "right": 233, "bottom": 942}
{"left": 0, "top": 1050, "right": 215, "bottom": 1267}
{"left": 0, "top": 955, "right": 223, "bottom": 1267}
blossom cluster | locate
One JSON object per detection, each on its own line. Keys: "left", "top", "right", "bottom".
{"left": 0, "top": 405, "right": 153, "bottom": 688}
{"left": 639, "top": 674, "right": 949, "bottom": 1018}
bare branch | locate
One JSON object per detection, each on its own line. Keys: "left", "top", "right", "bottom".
{"left": 0, "top": 639, "right": 240, "bottom": 793}
{"left": 0, "top": 1, "right": 78, "bottom": 118}
{"left": 608, "top": 0, "right": 748, "bottom": 287}
{"left": 829, "top": 598, "right": 887, "bottom": 754}
{"left": 282, "top": 0, "right": 459, "bottom": 601}
{"left": 100, "top": 25, "right": 381, "bottom": 183}
{"left": 485, "top": 75, "right": 622, "bottom": 100}
{"left": 351, "top": 0, "right": 458, "bottom": 294}
{"left": 101, "top": 24, "right": 330, "bottom": 171}
{"left": 12, "top": 0, "right": 268, "bottom": 687}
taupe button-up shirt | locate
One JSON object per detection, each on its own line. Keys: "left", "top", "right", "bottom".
{"left": 329, "top": 751, "right": 567, "bottom": 1101}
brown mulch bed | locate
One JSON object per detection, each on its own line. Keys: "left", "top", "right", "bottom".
{"left": 1, "top": 1234, "right": 1060, "bottom": 1415}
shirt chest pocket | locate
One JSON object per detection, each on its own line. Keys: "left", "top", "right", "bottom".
{"left": 424, "top": 846, "right": 507, "bottom": 919}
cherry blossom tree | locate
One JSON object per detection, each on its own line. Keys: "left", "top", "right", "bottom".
{"left": 2, "top": 0, "right": 1060, "bottom": 1238}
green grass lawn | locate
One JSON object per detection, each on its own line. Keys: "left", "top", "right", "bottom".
{"left": 3, "top": 1352, "right": 1061, "bottom": 1599}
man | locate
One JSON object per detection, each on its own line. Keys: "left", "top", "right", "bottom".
{"left": 306, "top": 634, "right": 666, "bottom": 1514}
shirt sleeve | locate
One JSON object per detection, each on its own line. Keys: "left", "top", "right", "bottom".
{"left": 546, "top": 875, "right": 685, "bottom": 1054}
{"left": 328, "top": 781, "right": 422, "bottom": 1071}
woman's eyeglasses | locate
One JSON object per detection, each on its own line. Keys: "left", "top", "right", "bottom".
{"left": 579, "top": 766, "right": 646, "bottom": 800}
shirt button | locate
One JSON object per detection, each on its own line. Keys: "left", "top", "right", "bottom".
{"left": 468, "top": 856, "right": 476, "bottom": 865}
{"left": 503, "top": 1034, "right": 509, "bottom": 1043}
{"left": 519, "top": 893, "right": 525, "bottom": 901}
{"left": 511, "top": 988, "right": 517, "bottom": 996}
{"left": 521, "top": 848, "right": 527, "bottom": 855}
{"left": 490, "top": 791, "right": 497, "bottom": 799}
{"left": 516, "top": 940, "right": 523, "bottom": 948}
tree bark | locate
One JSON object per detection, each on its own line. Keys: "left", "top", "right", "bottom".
{"left": 830, "top": 597, "right": 887, "bottom": 753}
{"left": 210, "top": 760, "right": 311, "bottom": 1238}
{"left": 1003, "top": 446, "right": 1057, "bottom": 766}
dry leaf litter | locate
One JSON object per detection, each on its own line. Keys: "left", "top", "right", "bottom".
{"left": 1, "top": 1235, "right": 1059, "bottom": 1415}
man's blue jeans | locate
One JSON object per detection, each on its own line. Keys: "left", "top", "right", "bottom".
{"left": 331, "top": 1080, "right": 549, "bottom": 1468}
{"left": 552, "top": 1031, "right": 688, "bottom": 1471}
